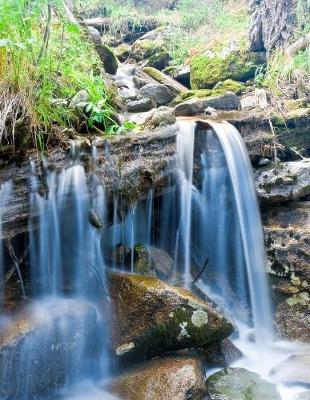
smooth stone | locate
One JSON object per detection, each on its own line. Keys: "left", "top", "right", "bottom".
{"left": 143, "top": 106, "right": 176, "bottom": 129}
{"left": 139, "top": 83, "right": 176, "bottom": 106}
{"left": 108, "top": 355, "right": 206, "bottom": 400}
{"left": 271, "top": 354, "right": 310, "bottom": 386}
{"left": 206, "top": 367, "right": 281, "bottom": 400}
{"left": 126, "top": 98, "right": 156, "bottom": 113}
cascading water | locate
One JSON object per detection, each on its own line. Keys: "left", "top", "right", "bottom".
{"left": 0, "top": 181, "right": 12, "bottom": 306}
{"left": 0, "top": 120, "right": 308, "bottom": 399}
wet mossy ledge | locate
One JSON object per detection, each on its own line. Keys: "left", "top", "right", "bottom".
{"left": 107, "top": 272, "right": 234, "bottom": 360}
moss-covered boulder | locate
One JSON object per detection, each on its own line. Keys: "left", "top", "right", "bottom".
{"left": 95, "top": 44, "right": 118, "bottom": 75}
{"left": 206, "top": 368, "right": 281, "bottom": 400}
{"left": 108, "top": 272, "right": 234, "bottom": 358}
{"left": 109, "top": 355, "right": 206, "bottom": 400}
{"left": 190, "top": 51, "right": 264, "bottom": 89}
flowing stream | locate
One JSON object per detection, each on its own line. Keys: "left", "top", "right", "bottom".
{"left": 0, "top": 120, "right": 308, "bottom": 399}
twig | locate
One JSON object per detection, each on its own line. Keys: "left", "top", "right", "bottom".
{"left": 192, "top": 257, "right": 209, "bottom": 284}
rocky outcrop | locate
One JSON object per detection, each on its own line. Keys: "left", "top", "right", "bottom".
{"left": 109, "top": 355, "right": 206, "bottom": 400}
{"left": 126, "top": 98, "right": 156, "bottom": 113}
{"left": 0, "top": 299, "right": 99, "bottom": 398}
{"left": 174, "top": 93, "right": 241, "bottom": 116}
{"left": 107, "top": 272, "right": 234, "bottom": 359}
{"left": 249, "top": 0, "right": 299, "bottom": 53}
{"left": 255, "top": 160, "right": 310, "bottom": 204}
{"left": 206, "top": 368, "right": 281, "bottom": 400}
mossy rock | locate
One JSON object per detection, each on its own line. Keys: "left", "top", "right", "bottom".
{"left": 206, "top": 368, "right": 281, "bottom": 400}
{"left": 172, "top": 80, "right": 245, "bottom": 105}
{"left": 147, "top": 51, "right": 171, "bottom": 71}
{"left": 95, "top": 44, "right": 118, "bottom": 75}
{"left": 131, "top": 39, "right": 166, "bottom": 62}
{"left": 134, "top": 244, "right": 155, "bottom": 276}
{"left": 190, "top": 51, "right": 264, "bottom": 89}
{"left": 115, "top": 43, "right": 132, "bottom": 63}
{"left": 109, "top": 355, "right": 206, "bottom": 400}
{"left": 108, "top": 272, "right": 234, "bottom": 359}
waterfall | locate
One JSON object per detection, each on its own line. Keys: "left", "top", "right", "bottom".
{"left": 175, "top": 120, "right": 273, "bottom": 343}
{"left": 176, "top": 121, "right": 196, "bottom": 287}
{"left": 0, "top": 181, "right": 12, "bottom": 306}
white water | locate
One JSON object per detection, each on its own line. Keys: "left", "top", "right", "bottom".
{"left": 0, "top": 181, "right": 12, "bottom": 306}
{"left": 176, "top": 121, "right": 196, "bottom": 287}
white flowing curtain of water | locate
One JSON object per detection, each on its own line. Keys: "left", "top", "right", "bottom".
{"left": 175, "top": 120, "right": 273, "bottom": 344}
{"left": 0, "top": 181, "right": 12, "bottom": 306}
{"left": 176, "top": 121, "right": 196, "bottom": 287}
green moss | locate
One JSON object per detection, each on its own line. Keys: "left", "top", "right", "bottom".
{"left": 172, "top": 80, "right": 244, "bottom": 105}
{"left": 143, "top": 67, "right": 167, "bottom": 83}
{"left": 134, "top": 244, "right": 153, "bottom": 276}
{"left": 190, "top": 51, "right": 264, "bottom": 89}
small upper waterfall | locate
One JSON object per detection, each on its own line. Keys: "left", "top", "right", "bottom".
{"left": 174, "top": 120, "right": 273, "bottom": 343}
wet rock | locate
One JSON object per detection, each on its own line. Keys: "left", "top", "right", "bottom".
{"left": 263, "top": 203, "right": 310, "bottom": 294}
{"left": 143, "top": 106, "right": 176, "bottom": 129}
{"left": 0, "top": 299, "right": 99, "bottom": 398}
{"left": 190, "top": 51, "right": 265, "bottom": 89}
{"left": 206, "top": 368, "right": 281, "bottom": 400}
{"left": 95, "top": 44, "right": 118, "bottom": 75}
{"left": 133, "top": 245, "right": 175, "bottom": 279}
{"left": 202, "top": 338, "right": 242, "bottom": 367}
{"left": 299, "top": 392, "right": 310, "bottom": 400}
{"left": 175, "top": 92, "right": 241, "bottom": 116}
{"left": 131, "top": 39, "right": 165, "bottom": 63}
{"left": 143, "top": 66, "right": 188, "bottom": 95}
{"left": 139, "top": 83, "right": 176, "bottom": 106}
{"left": 271, "top": 354, "right": 310, "bottom": 386}
{"left": 133, "top": 69, "right": 158, "bottom": 89}
{"left": 127, "top": 98, "right": 156, "bottom": 113}
{"left": 255, "top": 160, "right": 310, "bottom": 204}
{"left": 275, "top": 293, "right": 310, "bottom": 342}
{"left": 109, "top": 355, "right": 206, "bottom": 400}
{"left": 108, "top": 272, "right": 234, "bottom": 359}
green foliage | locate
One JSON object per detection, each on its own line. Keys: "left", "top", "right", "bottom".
{"left": 0, "top": 0, "right": 117, "bottom": 149}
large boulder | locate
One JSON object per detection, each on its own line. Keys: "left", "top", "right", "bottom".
{"left": 108, "top": 355, "right": 206, "bottom": 400}
{"left": 139, "top": 83, "right": 176, "bottom": 106}
{"left": 108, "top": 272, "right": 234, "bottom": 358}
{"left": 202, "top": 338, "right": 242, "bottom": 367}
{"left": 175, "top": 92, "right": 241, "bottom": 116}
{"left": 255, "top": 160, "right": 310, "bottom": 204}
{"left": 190, "top": 51, "right": 264, "bottom": 89}
{"left": 206, "top": 368, "right": 281, "bottom": 400}
{"left": 0, "top": 299, "right": 99, "bottom": 398}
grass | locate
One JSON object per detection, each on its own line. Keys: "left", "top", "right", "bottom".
{"left": 0, "top": 0, "right": 118, "bottom": 150}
